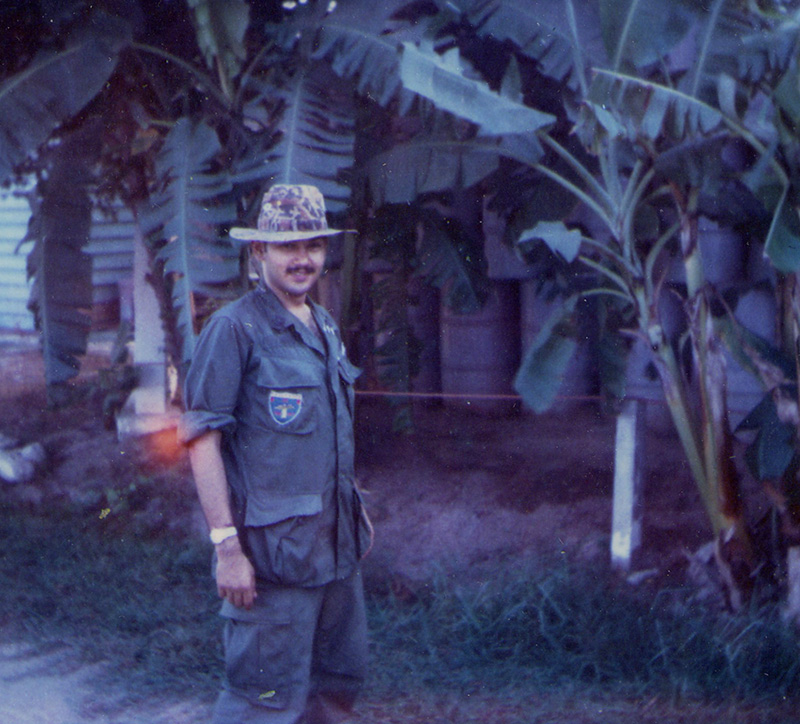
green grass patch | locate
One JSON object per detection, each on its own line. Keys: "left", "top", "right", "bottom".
{"left": 367, "top": 566, "right": 800, "bottom": 702}
{"left": 0, "top": 500, "right": 223, "bottom": 701}
{"left": 2, "top": 497, "right": 799, "bottom": 708}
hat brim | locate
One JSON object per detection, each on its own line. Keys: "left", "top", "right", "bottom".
{"left": 229, "top": 227, "right": 352, "bottom": 243}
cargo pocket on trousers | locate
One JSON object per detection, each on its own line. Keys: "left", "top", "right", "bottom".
{"left": 221, "top": 608, "right": 297, "bottom": 709}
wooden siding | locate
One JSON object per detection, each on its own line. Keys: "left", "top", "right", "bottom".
{"left": 0, "top": 192, "right": 134, "bottom": 333}
{"left": 86, "top": 206, "right": 135, "bottom": 328}
{"left": 0, "top": 190, "right": 33, "bottom": 331}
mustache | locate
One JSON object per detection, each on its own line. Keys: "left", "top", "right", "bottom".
{"left": 287, "top": 264, "right": 317, "bottom": 274}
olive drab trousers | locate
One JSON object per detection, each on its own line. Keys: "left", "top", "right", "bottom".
{"left": 211, "top": 569, "right": 368, "bottom": 724}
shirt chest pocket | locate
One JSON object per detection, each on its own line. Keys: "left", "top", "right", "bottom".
{"left": 255, "top": 358, "right": 321, "bottom": 435}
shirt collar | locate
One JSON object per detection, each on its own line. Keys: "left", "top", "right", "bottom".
{"left": 253, "top": 285, "right": 296, "bottom": 331}
{"left": 253, "top": 285, "right": 328, "bottom": 352}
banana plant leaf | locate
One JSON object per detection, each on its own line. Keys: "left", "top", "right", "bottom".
{"left": 314, "top": 0, "right": 429, "bottom": 109}
{"left": 448, "top": 0, "right": 605, "bottom": 91}
{"left": 186, "top": 0, "right": 249, "bottom": 92}
{"left": 598, "top": 0, "right": 692, "bottom": 70}
{"left": 414, "top": 208, "right": 489, "bottom": 314}
{"left": 399, "top": 42, "right": 555, "bottom": 135}
{"left": 23, "top": 131, "right": 97, "bottom": 387}
{"left": 513, "top": 295, "right": 579, "bottom": 413}
{"left": 518, "top": 221, "right": 582, "bottom": 263}
{"left": 737, "top": 395, "right": 796, "bottom": 482}
{"left": 587, "top": 71, "right": 725, "bottom": 142}
{"left": 371, "top": 271, "right": 423, "bottom": 429}
{"left": 366, "top": 132, "right": 544, "bottom": 207}
{"left": 140, "top": 118, "right": 239, "bottom": 365}
{"left": 763, "top": 56, "right": 800, "bottom": 272}
{"left": 0, "top": 18, "right": 127, "bottom": 183}
{"left": 716, "top": 312, "right": 796, "bottom": 390}
{"left": 263, "top": 64, "right": 355, "bottom": 213}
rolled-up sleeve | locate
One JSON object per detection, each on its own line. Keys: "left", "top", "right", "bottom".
{"left": 180, "top": 314, "right": 248, "bottom": 444}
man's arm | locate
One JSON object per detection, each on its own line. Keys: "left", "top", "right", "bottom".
{"left": 187, "top": 430, "right": 257, "bottom": 609}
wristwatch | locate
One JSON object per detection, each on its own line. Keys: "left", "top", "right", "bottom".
{"left": 209, "top": 526, "right": 238, "bottom": 545}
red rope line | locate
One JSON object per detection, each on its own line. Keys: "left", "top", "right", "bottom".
{"left": 353, "top": 389, "right": 689, "bottom": 408}
{"left": 354, "top": 389, "right": 605, "bottom": 402}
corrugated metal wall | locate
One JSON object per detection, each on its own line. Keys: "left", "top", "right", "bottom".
{"left": 0, "top": 190, "right": 134, "bottom": 333}
{"left": 0, "top": 190, "right": 34, "bottom": 331}
{"left": 87, "top": 206, "right": 135, "bottom": 328}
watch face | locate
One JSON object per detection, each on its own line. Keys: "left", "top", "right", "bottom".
{"left": 211, "top": 527, "right": 236, "bottom": 544}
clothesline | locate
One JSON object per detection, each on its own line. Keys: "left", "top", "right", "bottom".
{"left": 354, "top": 389, "right": 605, "bottom": 402}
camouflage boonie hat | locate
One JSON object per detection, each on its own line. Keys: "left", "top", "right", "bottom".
{"left": 229, "top": 184, "right": 351, "bottom": 243}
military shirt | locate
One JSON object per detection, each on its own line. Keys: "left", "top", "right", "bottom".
{"left": 182, "top": 286, "right": 365, "bottom": 587}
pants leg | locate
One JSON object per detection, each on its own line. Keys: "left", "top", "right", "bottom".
{"left": 212, "top": 584, "right": 318, "bottom": 724}
{"left": 305, "top": 570, "right": 368, "bottom": 724}
{"left": 211, "top": 570, "right": 367, "bottom": 724}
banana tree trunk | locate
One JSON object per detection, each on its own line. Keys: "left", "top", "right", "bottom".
{"left": 646, "top": 199, "right": 754, "bottom": 607}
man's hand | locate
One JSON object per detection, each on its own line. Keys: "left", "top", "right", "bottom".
{"left": 215, "top": 536, "right": 257, "bottom": 609}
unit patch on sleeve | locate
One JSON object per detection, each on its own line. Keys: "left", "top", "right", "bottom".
{"left": 269, "top": 391, "right": 303, "bottom": 424}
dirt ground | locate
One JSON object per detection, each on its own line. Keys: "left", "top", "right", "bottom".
{"left": 0, "top": 339, "right": 786, "bottom": 723}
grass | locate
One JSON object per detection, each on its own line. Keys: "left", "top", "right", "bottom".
{"left": 0, "top": 500, "right": 223, "bottom": 701}
{"left": 367, "top": 566, "right": 800, "bottom": 701}
{"left": 2, "top": 492, "right": 800, "bottom": 716}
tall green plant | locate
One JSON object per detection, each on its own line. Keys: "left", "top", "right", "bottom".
{"left": 0, "top": 9, "right": 128, "bottom": 391}
{"left": 139, "top": 118, "right": 239, "bottom": 366}
{"left": 395, "top": 0, "right": 800, "bottom": 604}
{"left": 1, "top": 0, "right": 510, "bottom": 391}
{"left": 22, "top": 127, "right": 99, "bottom": 393}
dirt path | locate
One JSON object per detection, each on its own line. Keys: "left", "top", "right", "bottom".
{"left": 0, "top": 640, "right": 211, "bottom": 724}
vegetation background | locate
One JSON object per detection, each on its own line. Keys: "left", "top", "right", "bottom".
{"left": 4, "top": 1, "right": 800, "bottom": 721}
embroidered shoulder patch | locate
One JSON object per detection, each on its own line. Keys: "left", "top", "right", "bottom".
{"left": 269, "top": 391, "right": 303, "bottom": 424}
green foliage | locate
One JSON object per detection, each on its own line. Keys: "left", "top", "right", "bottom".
{"left": 6, "top": 489, "right": 800, "bottom": 708}
{"left": 264, "top": 64, "right": 356, "bottom": 213}
{"left": 0, "top": 505, "right": 222, "bottom": 701}
{"left": 598, "top": 0, "right": 692, "bottom": 70}
{"left": 587, "top": 72, "right": 725, "bottom": 142}
{"left": 513, "top": 297, "right": 578, "bottom": 413}
{"left": 718, "top": 311, "right": 799, "bottom": 483}
{"left": 0, "top": 14, "right": 128, "bottom": 183}
{"left": 187, "top": 0, "right": 249, "bottom": 94}
{"left": 519, "top": 221, "right": 583, "bottom": 263}
{"left": 314, "top": 0, "right": 429, "bottom": 107}
{"left": 399, "top": 43, "right": 555, "bottom": 135}
{"left": 22, "top": 127, "right": 99, "bottom": 388}
{"left": 367, "top": 202, "right": 489, "bottom": 426}
{"left": 140, "top": 118, "right": 240, "bottom": 365}
{"left": 738, "top": 395, "right": 796, "bottom": 482}
{"left": 369, "top": 564, "right": 800, "bottom": 699}
{"left": 415, "top": 206, "right": 489, "bottom": 314}
{"left": 366, "top": 131, "right": 539, "bottom": 206}
{"left": 450, "top": 0, "right": 604, "bottom": 92}
{"left": 366, "top": 205, "right": 421, "bottom": 427}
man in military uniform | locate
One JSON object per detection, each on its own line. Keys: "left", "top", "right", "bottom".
{"left": 182, "top": 185, "right": 371, "bottom": 724}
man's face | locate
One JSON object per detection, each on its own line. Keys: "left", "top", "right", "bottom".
{"left": 253, "top": 237, "right": 328, "bottom": 301}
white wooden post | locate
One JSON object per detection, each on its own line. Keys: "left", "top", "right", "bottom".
{"left": 132, "top": 225, "right": 167, "bottom": 415}
{"left": 785, "top": 546, "right": 800, "bottom": 625}
{"left": 611, "top": 398, "right": 646, "bottom": 570}
{"left": 116, "top": 224, "right": 178, "bottom": 437}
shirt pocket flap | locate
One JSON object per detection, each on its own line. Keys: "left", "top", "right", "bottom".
{"left": 257, "top": 358, "right": 319, "bottom": 390}
{"left": 244, "top": 493, "right": 323, "bottom": 527}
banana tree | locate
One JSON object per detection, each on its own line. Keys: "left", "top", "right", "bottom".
{"left": 2, "top": 9, "right": 129, "bottom": 390}
{"left": 396, "top": 0, "right": 800, "bottom": 605}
